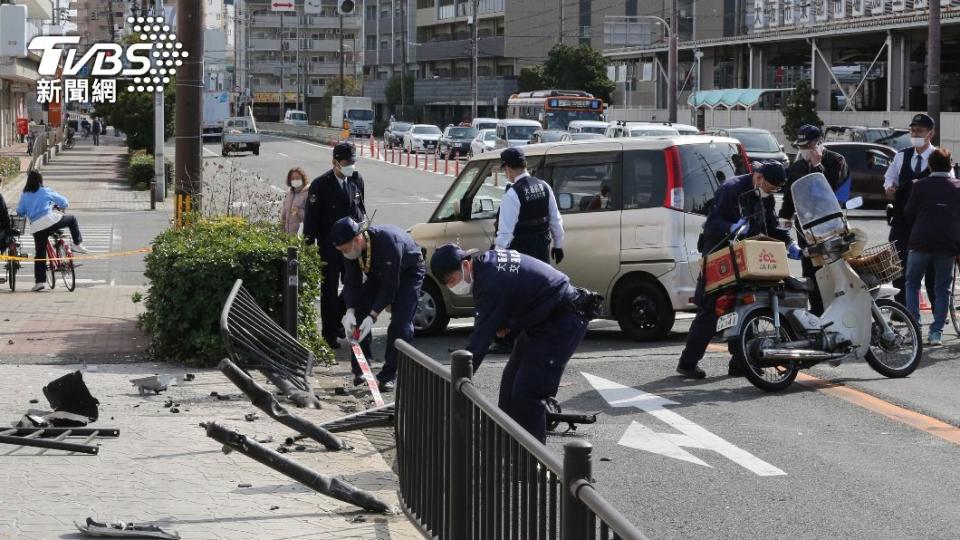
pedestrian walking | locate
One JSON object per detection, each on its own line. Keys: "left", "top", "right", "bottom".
{"left": 430, "top": 243, "right": 599, "bottom": 443}
{"left": 779, "top": 124, "right": 850, "bottom": 314}
{"left": 884, "top": 113, "right": 941, "bottom": 307}
{"left": 91, "top": 118, "right": 101, "bottom": 146}
{"left": 279, "top": 167, "right": 309, "bottom": 235}
{"left": 302, "top": 142, "right": 367, "bottom": 348}
{"left": 16, "top": 171, "right": 90, "bottom": 292}
{"left": 333, "top": 217, "right": 425, "bottom": 392}
{"left": 903, "top": 148, "right": 960, "bottom": 346}
{"left": 676, "top": 163, "right": 800, "bottom": 379}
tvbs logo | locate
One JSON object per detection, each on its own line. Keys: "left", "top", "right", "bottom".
{"left": 29, "top": 16, "right": 186, "bottom": 103}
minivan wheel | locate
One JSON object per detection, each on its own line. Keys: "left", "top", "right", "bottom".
{"left": 414, "top": 280, "right": 450, "bottom": 336}
{"left": 615, "top": 279, "right": 675, "bottom": 341}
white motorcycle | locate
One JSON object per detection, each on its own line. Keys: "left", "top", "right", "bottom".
{"left": 716, "top": 172, "right": 922, "bottom": 392}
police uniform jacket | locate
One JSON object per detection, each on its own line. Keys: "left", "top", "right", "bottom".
{"left": 702, "top": 174, "right": 791, "bottom": 254}
{"left": 885, "top": 146, "right": 936, "bottom": 227}
{"left": 494, "top": 173, "right": 565, "bottom": 249}
{"left": 302, "top": 169, "right": 366, "bottom": 245}
{"left": 342, "top": 225, "right": 423, "bottom": 315}
{"left": 778, "top": 149, "right": 849, "bottom": 220}
{"left": 465, "top": 249, "right": 577, "bottom": 369}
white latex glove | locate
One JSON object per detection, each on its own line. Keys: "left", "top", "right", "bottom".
{"left": 342, "top": 309, "right": 357, "bottom": 338}
{"left": 358, "top": 316, "right": 374, "bottom": 342}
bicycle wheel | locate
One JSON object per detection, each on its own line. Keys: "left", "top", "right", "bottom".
{"left": 6, "top": 247, "right": 17, "bottom": 292}
{"left": 46, "top": 247, "right": 57, "bottom": 289}
{"left": 951, "top": 258, "right": 960, "bottom": 335}
{"left": 56, "top": 243, "right": 76, "bottom": 292}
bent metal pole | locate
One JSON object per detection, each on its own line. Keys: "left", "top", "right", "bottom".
{"left": 205, "top": 422, "right": 392, "bottom": 513}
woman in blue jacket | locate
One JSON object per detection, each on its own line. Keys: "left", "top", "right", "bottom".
{"left": 17, "top": 170, "right": 88, "bottom": 292}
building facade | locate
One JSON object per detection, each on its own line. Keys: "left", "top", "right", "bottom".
{"left": 236, "top": 0, "right": 362, "bottom": 123}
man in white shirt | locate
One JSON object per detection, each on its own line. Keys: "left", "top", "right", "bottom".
{"left": 883, "top": 113, "right": 942, "bottom": 305}
{"left": 494, "top": 147, "right": 565, "bottom": 265}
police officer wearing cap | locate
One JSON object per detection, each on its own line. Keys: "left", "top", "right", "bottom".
{"left": 494, "top": 147, "right": 565, "bottom": 264}
{"left": 884, "top": 113, "right": 942, "bottom": 306}
{"left": 303, "top": 142, "right": 367, "bottom": 348}
{"left": 332, "top": 217, "right": 425, "bottom": 391}
{"left": 430, "top": 243, "right": 595, "bottom": 443}
{"left": 676, "top": 163, "right": 800, "bottom": 379}
{"left": 779, "top": 124, "right": 850, "bottom": 314}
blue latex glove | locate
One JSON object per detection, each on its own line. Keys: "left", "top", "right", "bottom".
{"left": 787, "top": 243, "right": 802, "bottom": 260}
{"left": 730, "top": 218, "right": 749, "bottom": 235}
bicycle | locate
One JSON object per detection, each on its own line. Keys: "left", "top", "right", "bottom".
{"left": 3, "top": 214, "right": 27, "bottom": 292}
{"left": 44, "top": 227, "right": 76, "bottom": 292}
{"left": 950, "top": 257, "right": 960, "bottom": 335}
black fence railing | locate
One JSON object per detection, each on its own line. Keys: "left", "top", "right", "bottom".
{"left": 395, "top": 341, "right": 649, "bottom": 540}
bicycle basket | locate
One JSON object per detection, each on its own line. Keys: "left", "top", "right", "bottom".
{"left": 847, "top": 242, "right": 902, "bottom": 284}
{"left": 8, "top": 214, "right": 26, "bottom": 235}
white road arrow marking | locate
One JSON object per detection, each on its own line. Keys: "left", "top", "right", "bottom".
{"left": 583, "top": 372, "right": 787, "bottom": 477}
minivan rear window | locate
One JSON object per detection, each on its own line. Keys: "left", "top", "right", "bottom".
{"left": 678, "top": 142, "right": 744, "bottom": 215}
{"left": 623, "top": 150, "right": 667, "bottom": 209}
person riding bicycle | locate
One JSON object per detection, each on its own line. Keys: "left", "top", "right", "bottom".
{"left": 16, "top": 171, "right": 89, "bottom": 292}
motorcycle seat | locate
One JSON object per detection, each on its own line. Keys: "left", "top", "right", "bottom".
{"left": 784, "top": 276, "right": 814, "bottom": 293}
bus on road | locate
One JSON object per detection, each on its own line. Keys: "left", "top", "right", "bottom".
{"left": 506, "top": 90, "right": 605, "bottom": 131}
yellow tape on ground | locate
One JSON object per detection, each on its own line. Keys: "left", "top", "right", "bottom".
{"left": 0, "top": 247, "right": 152, "bottom": 263}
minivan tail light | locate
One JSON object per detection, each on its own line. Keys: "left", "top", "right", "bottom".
{"left": 664, "top": 146, "right": 684, "bottom": 211}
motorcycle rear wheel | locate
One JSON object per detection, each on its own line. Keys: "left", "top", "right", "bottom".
{"left": 731, "top": 309, "right": 800, "bottom": 392}
{"left": 865, "top": 299, "right": 922, "bottom": 378}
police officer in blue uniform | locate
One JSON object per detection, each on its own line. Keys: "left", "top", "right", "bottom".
{"left": 431, "top": 243, "right": 598, "bottom": 443}
{"left": 332, "top": 217, "right": 425, "bottom": 391}
{"left": 676, "top": 163, "right": 800, "bottom": 379}
{"left": 494, "top": 147, "right": 565, "bottom": 264}
{"left": 303, "top": 142, "right": 367, "bottom": 348}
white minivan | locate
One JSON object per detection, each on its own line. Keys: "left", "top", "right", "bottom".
{"left": 409, "top": 136, "right": 753, "bottom": 341}
{"left": 283, "top": 110, "right": 309, "bottom": 126}
{"left": 494, "top": 119, "right": 542, "bottom": 149}
{"left": 471, "top": 117, "right": 499, "bottom": 131}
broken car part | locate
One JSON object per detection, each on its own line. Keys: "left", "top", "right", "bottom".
{"left": 75, "top": 517, "right": 179, "bottom": 539}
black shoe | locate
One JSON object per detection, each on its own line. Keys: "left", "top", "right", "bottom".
{"left": 487, "top": 342, "right": 512, "bottom": 355}
{"left": 727, "top": 361, "right": 748, "bottom": 377}
{"left": 337, "top": 326, "right": 347, "bottom": 339}
{"left": 378, "top": 380, "right": 396, "bottom": 392}
{"left": 676, "top": 366, "right": 706, "bottom": 379}
{"left": 352, "top": 375, "right": 366, "bottom": 386}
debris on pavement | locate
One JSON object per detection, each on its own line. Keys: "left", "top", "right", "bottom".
{"left": 270, "top": 505, "right": 280, "bottom": 511}
{"left": 163, "top": 400, "right": 173, "bottom": 408}
{"left": 169, "top": 408, "right": 180, "bottom": 414}
{"left": 351, "top": 515, "right": 367, "bottom": 523}
{"left": 183, "top": 374, "right": 196, "bottom": 382}
{"left": 238, "top": 483, "right": 252, "bottom": 488}
{"left": 29, "top": 399, "right": 38, "bottom": 404}
{"left": 244, "top": 413, "right": 259, "bottom": 422}
{"left": 130, "top": 374, "right": 177, "bottom": 395}
{"left": 74, "top": 517, "right": 180, "bottom": 539}
{"left": 42, "top": 371, "right": 100, "bottom": 424}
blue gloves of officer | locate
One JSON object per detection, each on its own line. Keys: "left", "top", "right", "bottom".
{"left": 730, "top": 218, "right": 749, "bottom": 235}
{"left": 787, "top": 243, "right": 802, "bottom": 260}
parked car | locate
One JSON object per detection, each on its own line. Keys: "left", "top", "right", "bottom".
{"left": 408, "top": 135, "right": 752, "bottom": 341}
{"left": 822, "top": 142, "right": 895, "bottom": 208}
{"left": 283, "top": 110, "right": 309, "bottom": 127}
{"left": 221, "top": 117, "right": 260, "bottom": 156}
{"left": 385, "top": 121, "right": 412, "bottom": 148}
{"left": 403, "top": 124, "right": 442, "bottom": 153}
{"left": 494, "top": 119, "right": 542, "bottom": 149}
{"left": 438, "top": 125, "right": 478, "bottom": 157}
{"left": 469, "top": 129, "right": 497, "bottom": 157}
{"left": 567, "top": 120, "right": 609, "bottom": 135}
{"left": 471, "top": 117, "right": 499, "bottom": 131}
{"left": 560, "top": 132, "right": 605, "bottom": 142}
{"left": 605, "top": 122, "right": 679, "bottom": 138}
{"left": 874, "top": 129, "right": 912, "bottom": 151}
{"left": 528, "top": 129, "right": 567, "bottom": 144}
{"left": 706, "top": 127, "right": 788, "bottom": 166}
{"left": 824, "top": 125, "right": 911, "bottom": 150}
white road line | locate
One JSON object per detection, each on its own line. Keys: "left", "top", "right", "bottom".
{"left": 203, "top": 147, "right": 219, "bottom": 157}
{"left": 277, "top": 152, "right": 289, "bottom": 157}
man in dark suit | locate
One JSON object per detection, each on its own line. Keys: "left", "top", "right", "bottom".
{"left": 303, "top": 142, "right": 367, "bottom": 348}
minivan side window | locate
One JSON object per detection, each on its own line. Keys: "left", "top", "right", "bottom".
{"left": 677, "top": 142, "right": 742, "bottom": 215}
{"left": 541, "top": 152, "right": 620, "bottom": 213}
{"left": 431, "top": 161, "right": 488, "bottom": 222}
{"left": 623, "top": 150, "right": 667, "bottom": 209}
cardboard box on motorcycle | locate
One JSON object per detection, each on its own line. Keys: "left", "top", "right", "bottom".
{"left": 703, "top": 236, "right": 791, "bottom": 292}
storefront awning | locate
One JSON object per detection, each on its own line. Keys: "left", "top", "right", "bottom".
{"left": 687, "top": 88, "right": 790, "bottom": 110}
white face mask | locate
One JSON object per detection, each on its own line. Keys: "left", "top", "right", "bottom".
{"left": 291, "top": 179, "right": 304, "bottom": 189}
{"left": 448, "top": 263, "right": 473, "bottom": 295}
{"left": 911, "top": 137, "right": 927, "bottom": 149}
{"left": 340, "top": 164, "right": 356, "bottom": 178}
{"left": 343, "top": 239, "right": 362, "bottom": 260}
{"left": 798, "top": 149, "right": 813, "bottom": 161}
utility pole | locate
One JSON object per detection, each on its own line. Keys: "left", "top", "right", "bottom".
{"left": 280, "top": 12, "right": 285, "bottom": 121}
{"left": 667, "top": 0, "right": 678, "bottom": 123}
{"left": 928, "top": 0, "right": 941, "bottom": 146}
{"left": 558, "top": 0, "right": 563, "bottom": 44}
{"left": 153, "top": 0, "right": 166, "bottom": 207}
{"left": 175, "top": 0, "right": 204, "bottom": 225}
{"left": 340, "top": 14, "right": 345, "bottom": 95}
{"left": 471, "top": 0, "right": 478, "bottom": 119}
{"left": 399, "top": 0, "right": 407, "bottom": 119}
{"left": 296, "top": 4, "right": 301, "bottom": 110}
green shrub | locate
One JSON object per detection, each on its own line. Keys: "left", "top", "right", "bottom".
{"left": 138, "top": 217, "right": 330, "bottom": 367}
{"left": 0, "top": 156, "right": 20, "bottom": 179}
{"left": 128, "top": 154, "right": 154, "bottom": 187}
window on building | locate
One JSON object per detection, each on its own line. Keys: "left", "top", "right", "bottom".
{"left": 478, "top": 66, "right": 492, "bottom": 77}
{"left": 497, "top": 65, "right": 514, "bottom": 77}
{"left": 417, "top": 0, "right": 435, "bottom": 7}
{"left": 366, "top": 5, "right": 377, "bottom": 19}
{"left": 381, "top": 40, "right": 388, "bottom": 49}
{"left": 366, "top": 35, "right": 376, "bottom": 49}
{"left": 311, "top": 78, "right": 325, "bottom": 86}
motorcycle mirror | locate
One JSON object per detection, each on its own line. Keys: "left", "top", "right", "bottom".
{"left": 845, "top": 196, "right": 864, "bottom": 210}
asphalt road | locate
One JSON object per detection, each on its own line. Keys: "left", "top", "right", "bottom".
{"left": 210, "top": 135, "right": 960, "bottom": 539}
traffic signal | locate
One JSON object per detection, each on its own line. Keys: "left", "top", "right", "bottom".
{"left": 337, "top": 0, "right": 355, "bottom": 16}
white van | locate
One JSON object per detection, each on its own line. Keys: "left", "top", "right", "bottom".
{"left": 567, "top": 120, "right": 609, "bottom": 135}
{"left": 605, "top": 122, "right": 680, "bottom": 138}
{"left": 408, "top": 136, "right": 753, "bottom": 341}
{"left": 283, "top": 110, "right": 309, "bottom": 126}
{"left": 494, "top": 119, "right": 542, "bottom": 149}
{"left": 471, "top": 117, "right": 499, "bottom": 131}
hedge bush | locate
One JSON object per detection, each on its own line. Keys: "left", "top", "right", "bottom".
{"left": 127, "top": 153, "right": 174, "bottom": 191}
{"left": 137, "top": 217, "right": 331, "bottom": 367}
{"left": 0, "top": 156, "right": 21, "bottom": 180}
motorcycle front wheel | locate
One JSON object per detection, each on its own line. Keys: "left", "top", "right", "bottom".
{"left": 731, "top": 309, "right": 800, "bottom": 392}
{"left": 865, "top": 299, "right": 922, "bottom": 378}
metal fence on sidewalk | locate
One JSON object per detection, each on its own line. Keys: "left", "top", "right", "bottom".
{"left": 395, "top": 341, "right": 648, "bottom": 540}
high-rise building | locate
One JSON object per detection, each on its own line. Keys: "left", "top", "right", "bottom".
{"left": 75, "top": 0, "right": 127, "bottom": 51}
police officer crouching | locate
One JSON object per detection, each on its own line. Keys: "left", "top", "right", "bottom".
{"left": 430, "top": 244, "right": 602, "bottom": 443}
{"left": 676, "top": 163, "right": 800, "bottom": 379}
{"left": 331, "top": 217, "right": 425, "bottom": 392}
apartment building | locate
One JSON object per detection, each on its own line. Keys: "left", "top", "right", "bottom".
{"left": 75, "top": 0, "right": 127, "bottom": 50}
{"left": 236, "top": 0, "right": 362, "bottom": 122}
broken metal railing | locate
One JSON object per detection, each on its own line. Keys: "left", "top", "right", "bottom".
{"left": 0, "top": 427, "right": 119, "bottom": 455}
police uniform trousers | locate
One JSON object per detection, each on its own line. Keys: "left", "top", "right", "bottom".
{"left": 677, "top": 277, "right": 735, "bottom": 370}
{"left": 320, "top": 240, "right": 347, "bottom": 342}
{"left": 497, "top": 308, "right": 588, "bottom": 443}
{"left": 349, "top": 261, "right": 426, "bottom": 385}
{"left": 510, "top": 231, "right": 551, "bottom": 264}
{"left": 889, "top": 224, "right": 937, "bottom": 308}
